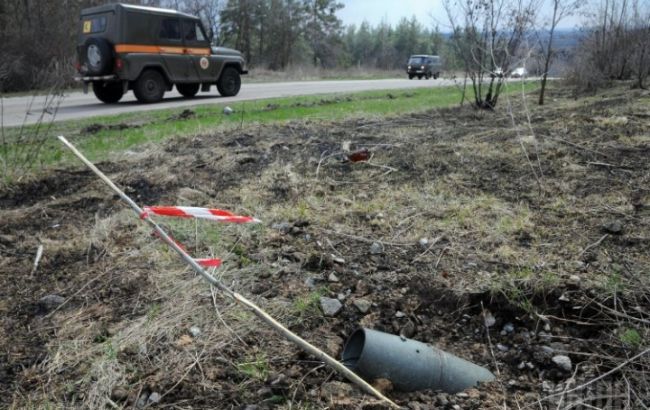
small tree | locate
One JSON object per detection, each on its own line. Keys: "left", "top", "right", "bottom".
{"left": 537, "top": 0, "right": 581, "bottom": 105}
{"left": 443, "top": 0, "right": 539, "bottom": 109}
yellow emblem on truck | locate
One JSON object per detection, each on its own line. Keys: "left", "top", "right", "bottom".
{"left": 83, "top": 21, "right": 92, "bottom": 33}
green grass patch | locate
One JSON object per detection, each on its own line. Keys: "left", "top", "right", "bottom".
{"left": 2, "top": 82, "right": 539, "bottom": 173}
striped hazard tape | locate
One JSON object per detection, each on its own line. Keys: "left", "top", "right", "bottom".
{"left": 144, "top": 205, "right": 259, "bottom": 269}
{"left": 150, "top": 230, "right": 222, "bottom": 268}
{"left": 142, "top": 206, "right": 261, "bottom": 224}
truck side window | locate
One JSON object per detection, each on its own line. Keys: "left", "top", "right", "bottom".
{"left": 182, "top": 20, "right": 206, "bottom": 42}
{"left": 160, "top": 18, "right": 181, "bottom": 40}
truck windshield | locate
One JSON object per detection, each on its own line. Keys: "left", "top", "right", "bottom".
{"left": 408, "top": 57, "right": 425, "bottom": 64}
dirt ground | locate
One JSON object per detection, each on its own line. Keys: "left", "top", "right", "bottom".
{"left": 1, "top": 85, "right": 649, "bottom": 409}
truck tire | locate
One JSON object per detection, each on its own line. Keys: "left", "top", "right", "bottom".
{"left": 177, "top": 83, "right": 200, "bottom": 98}
{"left": 217, "top": 67, "right": 241, "bottom": 97}
{"left": 85, "top": 37, "right": 113, "bottom": 76}
{"left": 134, "top": 70, "right": 166, "bottom": 103}
{"left": 92, "top": 81, "right": 124, "bottom": 104}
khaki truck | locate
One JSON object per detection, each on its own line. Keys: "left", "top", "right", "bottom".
{"left": 75, "top": 3, "right": 248, "bottom": 103}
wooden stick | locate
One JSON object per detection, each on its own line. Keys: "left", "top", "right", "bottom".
{"left": 57, "top": 136, "right": 400, "bottom": 409}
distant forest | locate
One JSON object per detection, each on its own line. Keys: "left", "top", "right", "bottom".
{"left": 0, "top": 0, "right": 574, "bottom": 92}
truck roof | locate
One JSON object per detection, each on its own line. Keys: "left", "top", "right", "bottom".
{"left": 80, "top": 3, "right": 198, "bottom": 20}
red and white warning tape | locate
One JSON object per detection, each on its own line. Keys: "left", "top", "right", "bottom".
{"left": 142, "top": 206, "right": 261, "bottom": 224}
{"left": 144, "top": 205, "right": 260, "bottom": 269}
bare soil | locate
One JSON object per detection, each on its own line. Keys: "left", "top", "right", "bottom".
{"left": 2, "top": 85, "right": 649, "bottom": 409}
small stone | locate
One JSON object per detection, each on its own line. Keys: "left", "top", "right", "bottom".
{"left": 353, "top": 298, "right": 372, "bottom": 314}
{"left": 568, "top": 275, "right": 581, "bottom": 285}
{"left": 320, "top": 297, "right": 343, "bottom": 316}
{"left": 542, "top": 381, "right": 554, "bottom": 392}
{"left": 436, "top": 393, "right": 449, "bottom": 406}
{"left": 418, "top": 238, "right": 429, "bottom": 247}
{"left": 400, "top": 321, "right": 416, "bottom": 338}
{"left": 543, "top": 323, "right": 551, "bottom": 332}
{"left": 552, "top": 355, "right": 572, "bottom": 371}
{"left": 271, "top": 222, "right": 292, "bottom": 234}
{"left": 38, "top": 294, "right": 65, "bottom": 311}
{"left": 331, "top": 254, "right": 345, "bottom": 264}
{"left": 327, "top": 272, "right": 339, "bottom": 283}
{"left": 503, "top": 323, "right": 515, "bottom": 333}
{"left": 517, "top": 361, "right": 526, "bottom": 370}
{"left": 496, "top": 343, "right": 509, "bottom": 352}
{"left": 337, "top": 293, "right": 346, "bottom": 301}
{"left": 483, "top": 311, "right": 496, "bottom": 327}
{"left": 395, "top": 311, "right": 406, "bottom": 318}
{"left": 369, "top": 242, "right": 383, "bottom": 255}
{"left": 223, "top": 106, "right": 234, "bottom": 115}
{"left": 558, "top": 293, "right": 570, "bottom": 302}
{"left": 111, "top": 387, "right": 128, "bottom": 401}
{"left": 456, "top": 392, "right": 469, "bottom": 398}
{"left": 136, "top": 393, "right": 148, "bottom": 408}
{"left": 147, "top": 392, "right": 161, "bottom": 404}
{"left": 304, "top": 277, "right": 317, "bottom": 289}
{"left": 602, "top": 220, "right": 624, "bottom": 235}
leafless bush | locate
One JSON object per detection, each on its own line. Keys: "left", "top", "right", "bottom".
{"left": 0, "top": 86, "right": 64, "bottom": 185}
{"left": 567, "top": 0, "right": 650, "bottom": 91}
{"left": 443, "top": 0, "right": 539, "bottom": 109}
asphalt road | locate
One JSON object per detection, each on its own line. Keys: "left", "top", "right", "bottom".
{"left": 2, "top": 78, "right": 458, "bottom": 127}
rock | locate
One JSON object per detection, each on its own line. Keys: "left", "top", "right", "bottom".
{"left": 602, "top": 220, "right": 624, "bottom": 235}
{"left": 38, "top": 294, "right": 65, "bottom": 311}
{"left": 436, "top": 393, "right": 449, "bottom": 406}
{"left": 136, "top": 393, "right": 148, "bottom": 408}
{"left": 496, "top": 343, "right": 509, "bottom": 352}
{"left": 369, "top": 242, "right": 383, "bottom": 255}
{"left": 558, "top": 293, "right": 570, "bottom": 302}
{"left": 456, "top": 392, "right": 469, "bottom": 398}
{"left": 189, "top": 326, "right": 201, "bottom": 337}
{"left": 110, "top": 387, "right": 128, "bottom": 401}
{"left": 271, "top": 222, "right": 292, "bottom": 234}
{"left": 395, "top": 311, "right": 406, "bottom": 318}
{"left": 304, "top": 277, "right": 317, "bottom": 289}
{"left": 400, "top": 321, "right": 416, "bottom": 338}
{"left": 147, "top": 392, "right": 161, "bottom": 404}
{"left": 223, "top": 106, "right": 234, "bottom": 115}
{"left": 483, "top": 311, "right": 496, "bottom": 327}
{"left": 502, "top": 323, "right": 515, "bottom": 333}
{"left": 320, "top": 297, "right": 343, "bottom": 316}
{"left": 552, "top": 355, "right": 572, "bottom": 371}
{"left": 418, "top": 238, "right": 429, "bottom": 248}
{"left": 327, "top": 272, "right": 339, "bottom": 283}
{"left": 568, "top": 275, "right": 581, "bottom": 286}
{"left": 353, "top": 298, "right": 372, "bottom": 314}
{"left": 331, "top": 254, "right": 345, "bottom": 264}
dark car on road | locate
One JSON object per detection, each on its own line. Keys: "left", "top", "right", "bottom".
{"left": 75, "top": 3, "right": 248, "bottom": 104}
{"left": 407, "top": 55, "right": 442, "bottom": 80}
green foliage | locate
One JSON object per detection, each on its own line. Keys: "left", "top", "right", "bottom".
{"left": 619, "top": 328, "right": 642, "bottom": 347}
{"left": 237, "top": 353, "right": 270, "bottom": 380}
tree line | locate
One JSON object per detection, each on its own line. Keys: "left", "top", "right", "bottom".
{"left": 0, "top": 0, "right": 648, "bottom": 97}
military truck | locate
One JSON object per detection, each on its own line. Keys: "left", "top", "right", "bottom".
{"left": 407, "top": 55, "right": 443, "bottom": 80}
{"left": 75, "top": 3, "right": 248, "bottom": 104}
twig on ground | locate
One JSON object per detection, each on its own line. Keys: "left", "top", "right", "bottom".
{"left": 579, "top": 234, "right": 609, "bottom": 257}
{"left": 30, "top": 244, "right": 43, "bottom": 276}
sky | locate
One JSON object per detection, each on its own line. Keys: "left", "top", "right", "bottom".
{"left": 337, "top": 0, "right": 584, "bottom": 30}
{"left": 337, "top": 0, "right": 444, "bottom": 28}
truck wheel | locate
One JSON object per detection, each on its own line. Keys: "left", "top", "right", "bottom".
{"left": 425, "top": 72, "right": 432, "bottom": 79}
{"left": 134, "top": 70, "right": 166, "bottom": 103}
{"left": 177, "top": 83, "right": 200, "bottom": 98}
{"left": 409, "top": 74, "right": 414, "bottom": 80}
{"left": 418, "top": 75, "right": 423, "bottom": 80}
{"left": 434, "top": 72, "right": 440, "bottom": 79}
{"left": 92, "top": 81, "right": 124, "bottom": 104}
{"left": 217, "top": 67, "right": 241, "bottom": 97}
{"left": 85, "top": 37, "right": 113, "bottom": 76}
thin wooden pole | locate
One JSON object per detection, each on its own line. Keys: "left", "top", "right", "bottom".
{"left": 58, "top": 136, "right": 400, "bottom": 409}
